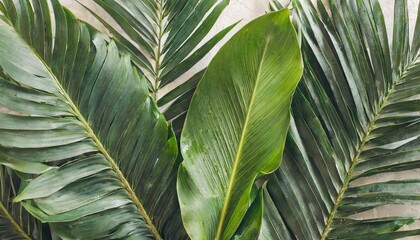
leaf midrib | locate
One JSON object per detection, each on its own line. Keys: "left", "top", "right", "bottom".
{"left": 0, "top": 198, "right": 31, "bottom": 239}
{"left": 321, "top": 56, "right": 420, "bottom": 239}
{"left": 10, "top": 23, "right": 162, "bottom": 240}
{"left": 215, "top": 37, "right": 271, "bottom": 240}
{"left": 152, "top": 0, "right": 165, "bottom": 101}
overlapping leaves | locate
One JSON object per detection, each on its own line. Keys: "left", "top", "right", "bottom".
{"left": 264, "top": 0, "right": 420, "bottom": 239}
{"left": 79, "top": 0, "right": 234, "bottom": 135}
{"left": 0, "top": 165, "right": 51, "bottom": 240}
{"left": 0, "top": 0, "right": 183, "bottom": 238}
{"left": 178, "top": 10, "right": 303, "bottom": 239}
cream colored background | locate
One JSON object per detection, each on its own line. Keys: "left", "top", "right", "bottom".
{"left": 60, "top": 0, "right": 420, "bottom": 239}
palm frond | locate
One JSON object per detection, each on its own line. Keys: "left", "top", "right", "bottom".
{"left": 265, "top": 0, "right": 420, "bottom": 239}
{"left": 77, "top": 0, "right": 234, "bottom": 133}
{"left": 0, "top": 165, "right": 51, "bottom": 240}
{"left": 0, "top": 0, "right": 184, "bottom": 239}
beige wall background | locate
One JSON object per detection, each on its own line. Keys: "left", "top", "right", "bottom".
{"left": 60, "top": 0, "right": 420, "bottom": 239}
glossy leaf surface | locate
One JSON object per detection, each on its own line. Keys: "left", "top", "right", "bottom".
{"left": 178, "top": 10, "right": 303, "bottom": 240}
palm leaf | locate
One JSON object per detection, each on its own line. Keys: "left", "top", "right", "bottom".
{"left": 0, "top": 165, "right": 51, "bottom": 240}
{"left": 265, "top": 0, "right": 420, "bottom": 239}
{"left": 77, "top": 0, "right": 234, "bottom": 133}
{"left": 177, "top": 10, "right": 303, "bottom": 239}
{"left": 0, "top": 0, "right": 184, "bottom": 239}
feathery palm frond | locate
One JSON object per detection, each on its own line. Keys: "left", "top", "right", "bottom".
{"left": 78, "top": 0, "right": 234, "bottom": 135}
{"left": 0, "top": 165, "right": 52, "bottom": 240}
{"left": 264, "top": 0, "right": 420, "bottom": 239}
{"left": 0, "top": 0, "right": 184, "bottom": 238}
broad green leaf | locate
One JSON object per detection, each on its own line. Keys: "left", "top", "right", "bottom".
{"left": 266, "top": 0, "right": 420, "bottom": 239}
{"left": 0, "top": 0, "right": 181, "bottom": 239}
{"left": 177, "top": 10, "right": 303, "bottom": 239}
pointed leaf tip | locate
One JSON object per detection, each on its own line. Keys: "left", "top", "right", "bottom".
{"left": 178, "top": 9, "right": 302, "bottom": 239}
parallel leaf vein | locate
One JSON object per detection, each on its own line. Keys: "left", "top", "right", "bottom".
{"left": 215, "top": 37, "right": 271, "bottom": 239}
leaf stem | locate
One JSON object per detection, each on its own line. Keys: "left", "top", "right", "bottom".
{"left": 79, "top": 110, "right": 162, "bottom": 240}
{"left": 215, "top": 40, "right": 271, "bottom": 240}
{"left": 0, "top": 200, "right": 31, "bottom": 240}
{"left": 153, "top": 0, "right": 165, "bottom": 101}
{"left": 321, "top": 56, "right": 418, "bottom": 239}
{"left": 30, "top": 41, "right": 163, "bottom": 240}
{"left": 7, "top": 7, "right": 167, "bottom": 240}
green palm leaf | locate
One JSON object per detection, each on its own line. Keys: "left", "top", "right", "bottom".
{"left": 77, "top": 0, "right": 234, "bottom": 134}
{"left": 0, "top": 0, "right": 182, "bottom": 239}
{"left": 265, "top": 0, "right": 420, "bottom": 239}
{"left": 0, "top": 165, "right": 51, "bottom": 240}
{"left": 177, "top": 10, "right": 303, "bottom": 239}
